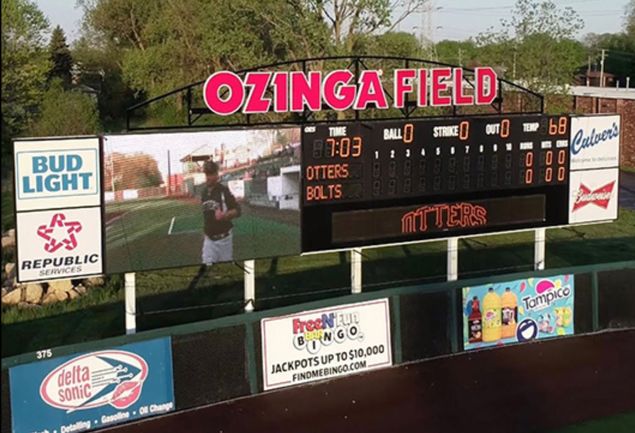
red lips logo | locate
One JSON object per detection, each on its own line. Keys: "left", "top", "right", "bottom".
{"left": 111, "top": 381, "right": 143, "bottom": 409}
{"left": 572, "top": 181, "right": 615, "bottom": 212}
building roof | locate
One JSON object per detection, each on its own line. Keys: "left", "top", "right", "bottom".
{"left": 570, "top": 86, "right": 635, "bottom": 100}
{"left": 180, "top": 143, "right": 219, "bottom": 162}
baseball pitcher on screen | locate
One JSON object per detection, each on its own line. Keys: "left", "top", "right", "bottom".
{"left": 201, "top": 160, "right": 241, "bottom": 265}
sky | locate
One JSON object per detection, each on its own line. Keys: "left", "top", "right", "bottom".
{"left": 37, "top": 0, "right": 630, "bottom": 43}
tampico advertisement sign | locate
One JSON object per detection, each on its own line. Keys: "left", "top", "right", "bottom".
{"left": 9, "top": 338, "right": 175, "bottom": 433}
{"left": 261, "top": 299, "right": 392, "bottom": 390}
{"left": 462, "top": 275, "right": 574, "bottom": 351}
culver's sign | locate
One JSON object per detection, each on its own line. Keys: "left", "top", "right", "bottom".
{"left": 570, "top": 115, "right": 620, "bottom": 170}
{"left": 14, "top": 137, "right": 101, "bottom": 211}
{"left": 10, "top": 338, "right": 175, "bottom": 433}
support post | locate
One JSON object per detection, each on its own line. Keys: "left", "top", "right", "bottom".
{"left": 124, "top": 272, "right": 136, "bottom": 334}
{"left": 351, "top": 248, "right": 362, "bottom": 294}
{"left": 447, "top": 238, "right": 458, "bottom": 282}
{"left": 244, "top": 259, "right": 255, "bottom": 312}
{"left": 449, "top": 288, "right": 459, "bottom": 353}
{"left": 534, "top": 228, "right": 546, "bottom": 271}
{"left": 592, "top": 271, "right": 600, "bottom": 332}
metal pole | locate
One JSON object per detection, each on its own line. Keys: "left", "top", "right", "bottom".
{"left": 167, "top": 150, "right": 171, "bottom": 195}
{"left": 125, "top": 272, "right": 136, "bottom": 334}
{"left": 351, "top": 248, "right": 362, "bottom": 294}
{"left": 244, "top": 259, "right": 255, "bottom": 312}
{"left": 592, "top": 271, "right": 600, "bottom": 331}
{"left": 447, "top": 237, "right": 458, "bottom": 281}
{"left": 600, "top": 49, "right": 605, "bottom": 88}
{"left": 534, "top": 228, "right": 546, "bottom": 271}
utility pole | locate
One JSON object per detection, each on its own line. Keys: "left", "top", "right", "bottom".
{"left": 599, "top": 49, "right": 606, "bottom": 87}
{"left": 587, "top": 56, "right": 591, "bottom": 86}
{"left": 167, "top": 150, "right": 172, "bottom": 195}
{"left": 110, "top": 155, "right": 116, "bottom": 196}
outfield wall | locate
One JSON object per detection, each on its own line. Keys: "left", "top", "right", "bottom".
{"left": 1, "top": 262, "right": 634, "bottom": 433}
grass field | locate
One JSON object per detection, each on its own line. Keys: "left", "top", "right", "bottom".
{"left": 106, "top": 197, "right": 300, "bottom": 273}
{"left": 2, "top": 206, "right": 634, "bottom": 357}
{"left": 549, "top": 412, "right": 635, "bottom": 433}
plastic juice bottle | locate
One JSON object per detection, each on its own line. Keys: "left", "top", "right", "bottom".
{"left": 501, "top": 287, "right": 518, "bottom": 339}
{"left": 482, "top": 288, "right": 502, "bottom": 342}
{"left": 468, "top": 296, "right": 483, "bottom": 343}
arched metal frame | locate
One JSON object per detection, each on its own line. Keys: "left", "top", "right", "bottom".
{"left": 125, "top": 55, "right": 544, "bottom": 131}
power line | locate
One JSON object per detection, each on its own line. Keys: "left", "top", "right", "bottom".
{"left": 440, "top": 9, "right": 622, "bottom": 15}
{"left": 440, "top": 0, "right": 611, "bottom": 11}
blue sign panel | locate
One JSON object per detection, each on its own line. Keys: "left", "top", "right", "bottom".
{"left": 10, "top": 338, "right": 175, "bottom": 433}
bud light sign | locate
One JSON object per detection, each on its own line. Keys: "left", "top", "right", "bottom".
{"left": 9, "top": 338, "right": 175, "bottom": 433}
{"left": 14, "top": 137, "right": 101, "bottom": 211}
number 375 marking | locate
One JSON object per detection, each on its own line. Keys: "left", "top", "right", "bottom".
{"left": 36, "top": 349, "right": 53, "bottom": 360}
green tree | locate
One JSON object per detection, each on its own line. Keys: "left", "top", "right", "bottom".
{"left": 80, "top": 0, "right": 330, "bottom": 96}
{"left": 476, "top": 0, "right": 586, "bottom": 97}
{"left": 1, "top": 0, "right": 50, "bottom": 161}
{"left": 77, "top": 0, "right": 427, "bottom": 126}
{"left": 436, "top": 40, "right": 479, "bottom": 66}
{"left": 585, "top": 33, "right": 635, "bottom": 83}
{"left": 29, "top": 79, "right": 101, "bottom": 136}
{"left": 48, "top": 25, "right": 74, "bottom": 87}
{"left": 626, "top": 0, "right": 635, "bottom": 36}
{"left": 308, "top": 0, "right": 426, "bottom": 53}
{"left": 73, "top": 36, "right": 137, "bottom": 128}
{"left": 369, "top": 31, "right": 423, "bottom": 58}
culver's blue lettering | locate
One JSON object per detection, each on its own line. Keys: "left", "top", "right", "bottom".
{"left": 571, "top": 123, "right": 619, "bottom": 155}
{"left": 21, "top": 154, "right": 94, "bottom": 194}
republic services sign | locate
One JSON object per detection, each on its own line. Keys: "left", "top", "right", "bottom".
{"left": 16, "top": 207, "right": 103, "bottom": 282}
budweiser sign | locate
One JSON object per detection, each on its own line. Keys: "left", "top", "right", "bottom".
{"left": 572, "top": 181, "right": 615, "bottom": 212}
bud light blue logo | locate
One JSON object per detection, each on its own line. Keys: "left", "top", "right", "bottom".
{"left": 22, "top": 154, "right": 93, "bottom": 193}
{"left": 16, "top": 147, "right": 100, "bottom": 202}
{"left": 571, "top": 123, "right": 619, "bottom": 155}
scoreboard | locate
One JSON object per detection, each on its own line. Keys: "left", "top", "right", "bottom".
{"left": 302, "top": 114, "right": 572, "bottom": 252}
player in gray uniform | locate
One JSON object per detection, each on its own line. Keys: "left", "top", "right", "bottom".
{"left": 200, "top": 160, "right": 241, "bottom": 265}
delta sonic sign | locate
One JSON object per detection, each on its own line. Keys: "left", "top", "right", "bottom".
{"left": 9, "top": 338, "right": 175, "bottom": 433}
{"left": 13, "top": 137, "right": 103, "bottom": 282}
{"left": 202, "top": 67, "right": 499, "bottom": 115}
